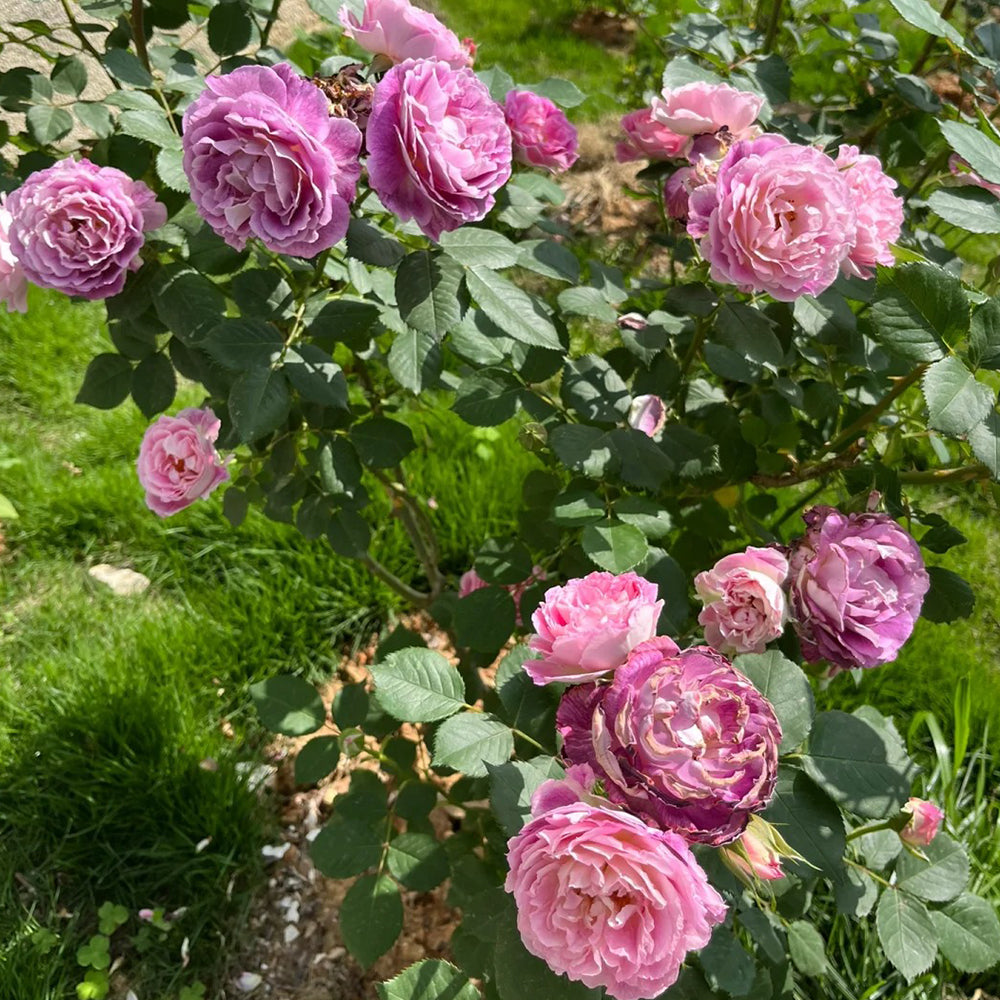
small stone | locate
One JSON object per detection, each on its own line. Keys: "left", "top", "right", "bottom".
{"left": 261, "top": 843, "right": 291, "bottom": 861}
{"left": 283, "top": 924, "right": 300, "bottom": 944}
{"left": 235, "top": 972, "right": 263, "bottom": 992}
{"left": 88, "top": 564, "right": 150, "bottom": 597}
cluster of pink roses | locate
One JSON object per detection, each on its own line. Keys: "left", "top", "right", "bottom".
{"left": 618, "top": 81, "right": 904, "bottom": 300}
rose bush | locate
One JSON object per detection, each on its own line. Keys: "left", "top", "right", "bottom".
{"left": 3, "top": 0, "right": 1000, "bottom": 997}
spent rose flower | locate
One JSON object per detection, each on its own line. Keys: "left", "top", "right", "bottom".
{"left": 627, "top": 394, "right": 666, "bottom": 437}
{"left": 695, "top": 546, "right": 789, "bottom": 655}
{"left": 182, "top": 63, "right": 362, "bottom": 258}
{"left": 615, "top": 108, "right": 689, "bottom": 163}
{"left": 366, "top": 59, "right": 512, "bottom": 241}
{"left": 652, "top": 82, "right": 763, "bottom": 140}
{"left": 558, "top": 636, "right": 781, "bottom": 844}
{"left": 137, "top": 408, "right": 230, "bottom": 517}
{"left": 899, "top": 798, "right": 945, "bottom": 848}
{"left": 458, "top": 564, "right": 545, "bottom": 626}
{"left": 505, "top": 799, "right": 726, "bottom": 1000}
{"left": 339, "top": 0, "right": 472, "bottom": 69}
{"left": 6, "top": 159, "right": 165, "bottom": 301}
{"left": 0, "top": 194, "right": 27, "bottom": 313}
{"left": 835, "top": 145, "right": 903, "bottom": 278}
{"left": 788, "top": 506, "right": 930, "bottom": 672}
{"left": 504, "top": 90, "right": 579, "bottom": 174}
{"left": 687, "top": 134, "right": 857, "bottom": 301}
{"left": 527, "top": 571, "right": 662, "bottom": 685}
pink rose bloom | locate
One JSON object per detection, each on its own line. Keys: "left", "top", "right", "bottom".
{"left": 788, "top": 506, "right": 930, "bottom": 672}
{"left": 948, "top": 153, "right": 1000, "bottom": 198}
{"left": 695, "top": 545, "right": 789, "bottom": 656}
{"left": 627, "top": 394, "right": 666, "bottom": 438}
{"left": 687, "top": 134, "right": 857, "bottom": 301}
{"left": 835, "top": 145, "right": 903, "bottom": 278}
{"left": 366, "top": 59, "right": 512, "bottom": 241}
{"left": 505, "top": 799, "right": 726, "bottom": 1000}
{"left": 527, "top": 571, "right": 662, "bottom": 685}
{"left": 137, "top": 407, "right": 230, "bottom": 517}
{"left": 664, "top": 166, "right": 696, "bottom": 220}
{"left": 504, "top": 90, "right": 579, "bottom": 174}
{"left": 558, "top": 636, "right": 782, "bottom": 845}
{"left": 719, "top": 815, "right": 789, "bottom": 883}
{"left": 615, "top": 108, "right": 689, "bottom": 163}
{"left": 458, "top": 564, "right": 545, "bottom": 626}
{"left": 6, "top": 160, "right": 165, "bottom": 301}
{"left": 0, "top": 194, "right": 28, "bottom": 313}
{"left": 183, "top": 63, "right": 361, "bottom": 258}
{"left": 899, "top": 797, "right": 944, "bottom": 848}
{"left": 339, "top": 0, "right": 472, "bottom": 69}
{"left": 652, "top": 82, "right": 763, "bottom": 140}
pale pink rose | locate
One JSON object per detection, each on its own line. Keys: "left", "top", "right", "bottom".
{"left": 505, "top": 800, "right": 726, "bottom": 1000}
{"left": 719, "top": 815, "right": 790, "bottom": 883}
{"left": 0, "top": 194, "right": 28, "bottom": 313}
{"left": 695, "top": 546, "right": 789, "bottom": 655}
{"left": 527, "top": 571, "right": 662, "bottom": 685}
{"left": 458, "top": 564, "right": 545, "bottom": 627}
{"left": 652, "top": 82, "right": 763, "bottom": 139}
{"left": 899, "top": 798, "right": 944, "bottom": 848}
{"left": 835, "top": 145, "right": 903, "bottom": 279}
{"left": 529, "top": 762, "right": 606, "bottom": 815}
{"left": 615, "top": 108, "right": 689, "bottom": 163}
{"left": 137, "top": 407, "right": 230, "bottom": 517}
{"left": 504, "top": 90, "right": 578, "bottom": 174}
{"left": 627, "top": 394, "right": 666, "bottom": 438}
{"left": 338, "top": 0, "right": 473, "bottom": 68}
{"left": 616, "top": 312, "right": 647, "bottom": 330}
{"left": 948, "top": 153, "right": 1000, "bottom": 198}
{"left": 688, "top": 134, "right": 857, "bottom": 301}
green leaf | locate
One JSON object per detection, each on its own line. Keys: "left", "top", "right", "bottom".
{"left": 433, "top": 712, "right": 514, "bottom": 777}
{"left": 524, "top": 77, "right": 586, "bottom": 107}
{"left": 294, "top": 735, "right": 340, "bottom": 785}
{"left": 51, "top": 55, "right": 88, "bottom": 96}
{"left": 130, "top": 352, "right": 176, "bottom": 417}
{"left": 387, "top": 833, "right": 449, "bottom": 891}
{"left": 787, "top": 921, "right": 827, "bottom": 977}
{"left": 0, "top": 492, "right": 18, "bottom": 520}
{"left": 371, "top": 649, "right": 466, "bottom": 723}
{"left": 452, "top": 369, "right": 524, "bottom": 426}
{"left": 969, "top": 411, "right": 1000, "bottom": 478}
{"left": 870, "top": 263, "right": 968, "bottom": 361}
{"left": 229, "top": 368, "right": 290, "bottom": 443}
{"left": 581, "top": 520, "right": 649, "bottom": 573}
{"left": 733, "top": 650, "right": 814, "bottom": 753}
{"left": 76, "top": 354, "right": 133, "bottom": 409}
{"left": 551, "top": 489, "right": 605, "bottom": 527}
{"left": 311, "top": 815, "right": 383, "bottom": 878}
{"left": 700, "top": 924, "right": 756, "bottom": 997}
{"left": 762, "top": 769, "right": 846, "bottom": 876}
{"left": 208, "top": 2, "right": 252, "bottom": 54}
{"left": 887, "top": 0, "right": 969, "bottom": 50}
{"left": 326, "top": 509, "right": 371, "bottom": 559}
{"left": 607, "top": 428, "right": 673, "bottom": 491}
{"left": 340, "top": 874, "right": 403, "bottom": 969}
{"left": 895, "top": 832, "right": 969, "bottom": 902}
{"left": 928, "top": 188, "right": 1000, "bottom": 234}
{"left": 517, "top": 240, "right": 580, "bottom": 283}
{"left": 152, "top": 266, "right": 226, "bottom": 345}
{"left": 26, "top": 105, "right": 73, "bottom": 144}
{"left": 103, "top": 48, "right": 153, "bottom": 88}
{"left": 489, "top": 757, "right": 564, "bottom": 836}
{"left": 560, "top": 356, "right": 630, "bottom": 423}
{"left": 388, "top": 328, "right": 442, "bottom": 394}
{"left": 549, "top": 424, "right": 617, "bottom": 479}
{"left": 284, "top": 345, "right": 349, "bottom": 408}
{"left": 930, "top": 892, "right": 1000, "bottom": 973}
{"left": 922, "top": 566, "right": 975, "bottom": 622}
{"left": 876, "top": 889, "right": 937, "bottom": 983}
{"left": 557, "top": 286, "right": 617, "bottom": 323}
{"left": 333, "top": 683, "right": 369, "bottom": 728}
{"left": 205, "top": 318, "right": 284, "bottom": 371}
{"left": 971, "top": 298, "right": 1000, "bottom": 370}
{"left": 465, "top": 268, "right": 561, "bottom": 350}
{"left": 156, "top": 147, "right": 188, "bottom": 192}
{"left": 922, "top": 357, "right": 993, "bottom": 436}
{"left": 76, "top": 103, "right": 114, "bottom": 139}
{"left": 396, "top": 250, "right": 465, "bottom": 336}
{"left": 454, "top": 587, "right": 516, "bottom": 652}
{"left": 117, "top": 108, "right": 181, "bottom": 150}
{"left": 309, "top": 298, "right": 380, "bottom": 348}
{"left": 378, "top": 960, "right": 480, "bottom": 1000}
{"left": 474, "top": 538, "right": 533, "bottom": 585}
{"left": 350, "top": 417, "right": 415, "bottom": 468}
{"left": 939, "top": 120, "right": 1000, "bottom": 185}
{"left": 249, "top": 674, "right": 325, "bottom": 736}
{"left": 833, "top": 865, "right": 878, "bottom": 918}
{"left": 801, "top": 710, "right": 915, "bottom": 818}
{"left": 346, "top": 218, "right": 405, "bottom": 267}
{"left": 438, "top": 228, "right": 520, "bottom": 269}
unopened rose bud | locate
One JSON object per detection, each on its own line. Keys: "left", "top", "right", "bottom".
{"left": 720, "top": 815, "right": 801, "bottom": 885}
{"left": 617, "top": 312, "right": 648, "bottom": 331}
{"left": 899, "top": 798, "right": 944, "bottom": 848}
{"left": 341, "top": 729, "right": 365, "bottom": 758}
{"left": 627, "top": 394, "right": 667, "bottom": 438}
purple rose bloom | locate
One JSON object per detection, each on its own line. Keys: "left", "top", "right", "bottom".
{"left": 788, "top": 506, "right": 930, "bottom": 672}
{"left": 558, "top": 636, "right": 781, "bottom": 845}
{"left": 183, "top": 63, "right": 362, "bottom": 258}
{"left": 504, "top": 90, "right": 578, "bottom": 174}
{"left": 6, "top": 159, "right": 165, "bottom": 301}
{"left": 366, "top": 59, "right": 512, "bottom": 241}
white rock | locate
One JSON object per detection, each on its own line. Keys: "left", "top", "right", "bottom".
{"left": 235, "top": 972, "right": 263, "bottom": 992}
{"left": 283, "top": 924, "right": 300, "bottom": 944}
{"left": 88, "top": 564, "right": 150, "bottom": 597}
{"left": 261, "top": 843, "right": 291, "bottom": 861}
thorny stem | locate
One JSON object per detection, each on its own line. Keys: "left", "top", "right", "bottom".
{"left": 361, "top": 553, "right": 433, "bottom": 608}
{"left": 899, "top": 464, "right": 992, "bottom": 484}
{"left": 130, "top": 0, "right": 151, "bottom": 75}
{"left": 749, "top": 449, "right": 861, "bottom": 489}
{"left": 260, "top": 0, "right": 284, "bottom": 48}
{"left": 760, "top": 0, "right": 784, "bottom": 55}
{"left": 846, "top": 819, "right": 896, "bottom": 842}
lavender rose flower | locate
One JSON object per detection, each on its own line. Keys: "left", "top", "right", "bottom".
{"left": 695, "top": 545, "right": 789, "bottom": 655}
{"left": 6, "top": 159, "right": 165, "bottom": 301}
{"left": 558, "top": 636, "right": 782, "bottom": 845}
{"left": 0, "top": 194, "right": 28, "bottom": 313}
{"left": 788, "top": 506, "right": 930, "bottom": 672}
{"left": 527, "top": 571, "right": 662, "bottom": 685}
{"left": 504, "top": 90, "right": 579, "bottom": 174}
{"left": 687, "top": 134, "right": 857, "bottom": 301}
{"left": 366, "top": 59, "right": 512, "bottom": 241}
{"left": 899, "top": 797, "right": 944, "bottom": 848}
{"left": 835, "top": 144, "right": 903, "bottom": 278}
{"left": 339, "top": 0, "right": 473, "bottom": 69}
{"left": 505, "top": 797, "right": 726, "bottom": 1000}
{"left": 615, "top": 108, "right": 688, "bottom": 162}
{"left": 183, "top": 63, "right": 362, "bottom": 258}
{"left": 137, "top": 408, "right": 230, "bottom": 517}
{"left": 627, "top": 393, "right": 666, "bottom": 438}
